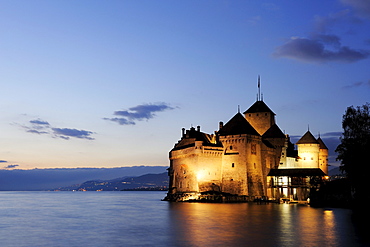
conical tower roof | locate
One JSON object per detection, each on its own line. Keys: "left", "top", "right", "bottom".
{"left": 243, "top": 100, "right": 275, "bottom": 115}
{"left": 296, "top": 130, "right": 319, "bottom": 144}
{"left": 218, "top": 113, "right": 260, "bottom": 136}
{"left": 317, "top": 137, "right": 328, "bottom": 149}
{"left": 262, "top": 123, "right": 285, "bottom": 138}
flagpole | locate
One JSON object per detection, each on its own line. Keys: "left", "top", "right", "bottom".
{"left": 258, "top": 75, "right": 261, "bottom": 101}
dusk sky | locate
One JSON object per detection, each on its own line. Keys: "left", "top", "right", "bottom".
{"left": 1, "top": 0, "right": 369, "bottom": 169}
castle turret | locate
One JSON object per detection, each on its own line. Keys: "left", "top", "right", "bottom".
{"left": 218, "top": 112, "right": 263, "bottom": 196}
{"left": 244, "top": 100, "right": 276, "bottom": 135}
{"left": 296, "top": 130, "right": 320, "bottom": 168}
{"left": 317, "top": 136, "right": 329, "bottom": 175}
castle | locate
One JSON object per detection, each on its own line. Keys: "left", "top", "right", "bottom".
{"left": 165, "top": 82, "right": 328, "bottom": 202}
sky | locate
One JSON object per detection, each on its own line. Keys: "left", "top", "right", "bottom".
{"left": 0, "top": 0, "right": 369, "bottom": 169}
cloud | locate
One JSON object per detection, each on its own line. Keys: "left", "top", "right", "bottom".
{"left": 104, "top": 103, "right": 176, "bottom": 125}
{"left": 27, "top": 129, "right": 50, "bottom": 134}
{"left": 0, "top": 160, "right": 8, "bottom": 163}
{"left": 103, "top": 118, "right": 136, "bottom": 125}
{"left": 341, "top": 0, "right": 370, "bottom": 19}
{"left": 273, "top": 4, "right": 370, "bottom": 63}
{"left": 273, "top": 36, "right": 370, "bottom": 63}
{"left": 21, "top": 118, "right": 95, "bottom": 140}
{"left": 30, "top": 119, "right": 50, "bottom": 126}
{"left": 313, "top": 34, "right": 341, "bottom": 46}
{"left": 320, "top": 131, "right": 342, "bottom": 137}
{"left": 52, "top": 128, "right": 95, "bottom": 140}
{"left": 4, "top": 164, "right": 19, "bottom": 169}
{"left": 21, "top": 119, "right": 51, "bottom": 135}
{"left": 313, "top": 9, "right": 359, "bottom": 33}
{"left": 342, "top": 80, "right": 370, "bottom": 89}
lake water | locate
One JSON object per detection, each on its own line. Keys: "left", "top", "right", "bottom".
{"left": 0, "top": 191, "right": 368, "bottom": 247}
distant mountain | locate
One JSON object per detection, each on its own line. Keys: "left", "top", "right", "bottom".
{"left": 56, "top": 172, "right": 169, "bottom": 191}
{"left": 0, "top": 166, "right": 168, "bottom": 191}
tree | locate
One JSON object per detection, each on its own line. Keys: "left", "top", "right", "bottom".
{"left": 336, "top": 103, "right": 370, "bottom": 201}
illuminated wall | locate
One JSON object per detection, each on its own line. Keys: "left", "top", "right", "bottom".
{"left": 244, "top": 112, "right": 275, "bottom": 135}
{"left": 219, "top": 134, "right": 249, "bottom": 195}
{"left": 169, "top": 131, "right": 273, "bottom": 198}
{"left": 297, "top": 143, "right": 320, "bottom": 168}
{"left": 319, "top": 147, "right": 328, "bottom": 175}
{"left": 170, "top": 141, "right": 223, "bottom": 194}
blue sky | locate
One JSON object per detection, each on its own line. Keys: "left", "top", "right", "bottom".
{"left": 0, "top": 0, "right": 369, "bottom": 169}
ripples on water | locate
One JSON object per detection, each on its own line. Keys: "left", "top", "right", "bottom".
{"left": 0, "top": 191, "right": 368, "bottom": 247}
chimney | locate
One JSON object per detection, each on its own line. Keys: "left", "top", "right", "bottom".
{"left": 182, "top": 128, "right": 185, "bottom": 137}
{"left": 219, "top": 121, "right": 224, "bottom": 130}
{"left": 197, "top": 126, "right": 200, "bottom": 132}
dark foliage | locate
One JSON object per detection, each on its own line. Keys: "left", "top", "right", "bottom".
{"left": 335, "top": 103, "right": 370, "bottom": 201}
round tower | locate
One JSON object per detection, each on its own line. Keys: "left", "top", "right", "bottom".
{"left": 317, "top": 136, "right": 329, "bottom": 175}
{"left": 296, "top": 130, "right": 320, "bottom": 168}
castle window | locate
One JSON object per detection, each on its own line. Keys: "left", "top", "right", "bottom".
{"left": 254, "top": 163, "right": 256, "bottom": 169}
{"left": 232, "top": 163, "right": 235, "bottom": 168}
{"left": 251, "top": 144, "right": 257, "bottom": 155}
{"left": 230, "top": 179, "right": 234, "bottom": 181}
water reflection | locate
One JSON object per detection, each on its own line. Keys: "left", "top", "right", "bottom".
{"left": 167, "top": 203, "right": 366, "bottom": 247}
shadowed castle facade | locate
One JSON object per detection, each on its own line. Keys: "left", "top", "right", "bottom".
{"left": 165, "top": 85, "right": 328, "bottom": 202}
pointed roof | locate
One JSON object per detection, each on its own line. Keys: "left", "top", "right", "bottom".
{"left": 262, "top": 139, "right": 275, "bottom": 148}
{"left": 296, "top": 130, "right": 319, "bottom": 144}
{"left": 317, "top": 137, "right": 328, "bottom": 149}
{"left": 218, "top": 113, "right": 260, "bottom": 136}
{"left": 262, "top": 124, "right": 285, "bottom": 138}
{"left": 243, "top": 100, "right": 275, "bottom": 115}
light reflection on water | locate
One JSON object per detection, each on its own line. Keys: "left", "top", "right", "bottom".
{"left": 168, "top": 202, "right": 367, "bottom": 247}
{"left": 0, "top": 192, "right": 368, "bottom": 247}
